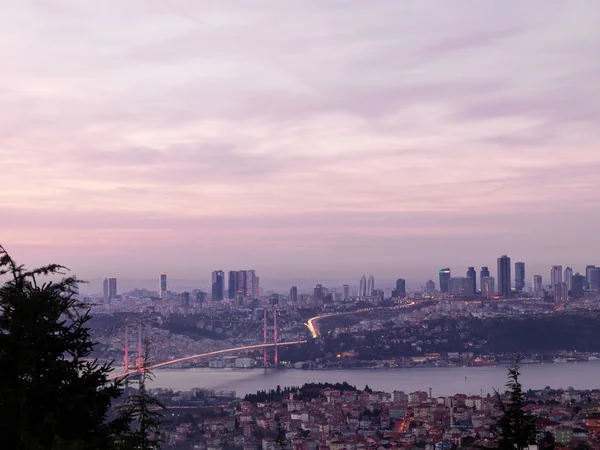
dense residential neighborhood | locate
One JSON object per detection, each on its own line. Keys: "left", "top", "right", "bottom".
{"left": 152, "top": 383, "right": 600, "bottom": 449}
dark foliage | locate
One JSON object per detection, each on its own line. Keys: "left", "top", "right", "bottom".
{"left": 0, "top": 245, "right": 129, "bottom": 449}
{"left": 244, "top": 382, "right": 357, "bottom": 403}
{"left": 496, "top": 359, "right": 536, "bottom": 450}
{"left": 116, "top": 348, "right": 166, "bottom": 450}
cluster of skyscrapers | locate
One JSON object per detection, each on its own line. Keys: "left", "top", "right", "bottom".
{"left": 432, "top": 256, "right": 599, "bottom": 301}
{"left": 211, "top": 270, "right": 259, "bottom": 302}
{"left": 101, "top": 259, "right": 598, "bottom": 306}
{"left": 102, "top": 277, "right": 118, "bottom": 302}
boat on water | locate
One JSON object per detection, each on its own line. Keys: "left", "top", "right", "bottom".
{"left": 553, "top": 357, "right": 568, "bottom": 363}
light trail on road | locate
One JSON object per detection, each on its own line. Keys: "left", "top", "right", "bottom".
{"left": 304, "top": 301, "right": 418, "bottom": 338}
{"left": 108, "top": 340, "right": 307, "bottom": 381}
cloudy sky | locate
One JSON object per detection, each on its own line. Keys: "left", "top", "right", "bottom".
{"left": 2, "top": 1, "right": 599, "bottom": 286}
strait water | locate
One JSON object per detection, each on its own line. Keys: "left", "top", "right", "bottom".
{"left": 136, "top": 361, "right": 600, "bottom": 397}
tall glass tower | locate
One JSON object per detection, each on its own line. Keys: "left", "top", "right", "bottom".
{"left": 497, "top": 255, "right": 511, "bottom": 298}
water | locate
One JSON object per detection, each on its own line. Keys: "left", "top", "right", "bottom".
{"left": 138, "top": 360, "right": 600, "bottom": 397}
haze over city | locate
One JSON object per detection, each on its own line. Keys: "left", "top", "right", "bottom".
{"left": 2, "top": 1, "right": 599, "bottom": 283}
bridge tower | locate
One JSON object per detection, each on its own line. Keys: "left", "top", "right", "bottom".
{"left": 262, "top": 307, "right": 279, "bottom": 367}
{"left": 136, "top": 323, "right": 144, "bottom": 371}
{"left": 263, "top": 309, "right": 268, "bottom": 366}
{"left": 274, "top": 305, "right": 278, "bottom": 366}
{"left": 124, "top": 322, "right": 129, "bottom": 371}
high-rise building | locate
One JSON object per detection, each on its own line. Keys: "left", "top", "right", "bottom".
{"left": 228, "top": 271, "right": 238, "bottom": 299}
{"left": 425, "top": 280, "right": 436, "bottom": 294}
{"left": 359, "top": 275, "right": 367, "bottom": 298}
{"left": 103, "top": 278, "right": 109, "bottom": 303}
{"left": 564, "top": 267, "right": 573, "bottom": 291}
{"left": 466, "top": 267, "right": 476, "bottom": 295}
{"left": 439, "top": 268, "right": 451, "bottom": 293}
{"left": 480, "top": 267, "right": 490, "bottom": 293}
{"left": 586, "top": 265, "right": 597, "bottom": 289}
{"left": 533, "top": 275, "right": 543, "bottom": 296}
{"left": 225, "top": 270, "right": 259, "bottom": 298}
{"left": 109, "top": 277, "right": 117, "bottom": 300}
{"left": 395, "top": 279, "right": 406, "bottom": 298}
{"left": 195, "top": 291, "right": 206, "bottom": 305}
{"left": 571, "top": 273, "right": 585, "bottom": 299}
{"left": 342, "top": 284, "right": 350, "bottom": 301}
{"left": 515, "top": 262, "right": 525, "bottom": 293}
{"left": 589, "top": 268, "right": 600, "bottom": 291}
{"left": 448, "top": 277, "right": 472, "bottom": 296}
{"left": 159, "top": 273, "right": 168, "bottom": 297}
{"left": 481, "top": 276, "right": 495, "bottom": 297}
{"left": 367, "top": 275, "right": 375, "bottom": 297}
{"left": 182, "top": 291, "right": 190, "bottom": 308}
{"left": 314, "top": 284, "right": 324, "bottom": 303}
{"left": 497, "top": 255, "right": 511, "bottom": 298}
{"left": 103, "top": 277, "right": 118, "bottom": 303}
{"left": 236, "top": 270, "right": 247, "bottom": 297}
{"left": 550, "top": 265, "right": 562, "bottom": 289}
{"left": 211, "top": 270, "right": 225, "bottom": 301}
{"left": 290, "top": 286, "right": 298, "bottom": 302}
{"left": 554, "top": 282, "right": 568, "bottom": 304}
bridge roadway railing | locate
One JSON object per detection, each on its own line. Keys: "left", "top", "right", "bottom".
{"left": 108, "top": 340, "right": 307, "bottom": 380}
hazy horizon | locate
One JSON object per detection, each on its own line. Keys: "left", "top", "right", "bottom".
{"left": 2, "top": 1, "right": 599, "bottom": 279}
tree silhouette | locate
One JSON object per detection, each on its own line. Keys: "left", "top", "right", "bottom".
{"left": 496, "top": 359, "right": 536, "bottom": 450}
{"left": 0, "top": 245, "right": 130, "bottom": 449}
{"left": 117, "top": 345, "right": 165, "bottom": 449}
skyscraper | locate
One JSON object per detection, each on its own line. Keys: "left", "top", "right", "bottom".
{"left": 515, "top": 262, "right": 525, "bottom": 293}
{"left": 554, "top": 282, "right": 568, "bottom": 304}
{"left": 314, "top": 284, "right": 324, "bottom": 303}
{"left": 439, "top": 268, "right": 451, "bottom": 293}
{"left": 109, "top": 277, "right": 117, "bottom": 300}
{"left": 342, "top": 284, "right": 350, "bottom": 301}
{"left": 571, "top": 273, "right": 585, "bottom": 299}
{"left": 359, "top": 275, "right": 367, "bottom": 298}
{"left": 236, "top": 270, "right": 247, "bottom": 297}
{"left": 367, "top": 275, "right": 375, "bottom": 297}
{"left": 425, "top": 280, "right": 436, "bottom": 294}
{"left": 395, "top": 279, "right": 406, "bottom": 298}
{"left": 449, "top": 277, "right": 472, "bottom": 295}
{"left": 182, "top": 291, "right": 190, "bottom": 308}
{"left": 590, "top": 268, "right": 600, "bottom": 291}
{"left": 481, "top": 276, "right": 495, "bottom": 297}
{"left": 533, "top": 275, "right": 543, "bottom": 296}
{"left": 586, "top": 265, "right": 596, "bottom": 289}
{"left": 211, "top": 270, "right": 225, "bottom": 301}
{"left": 103, "top": 277, "right": 118, "bottom": 302}
{"left": 159, "top": 272, "right": 168, "bottom": 297}
{"left": 246, "top": 270, "right": 258, "bottom": 297}
{"left": 103, "top": 278, "right": 109, "bottom": 303}
{"left": 480, "top": 267, "right": 490, "bottom": 293}
{"left": 564, "top": 267, "right": 573, "bottom": 291}
{"left": 228, "top": 270, "right": 238, "bottom": 299}
{"left": 290, "top": 286, "right": 298, "bottom": 302}
{"left": 466, "top": 267, "right": 476, "bottom": 295}
{"left": 497, "top": 255, "right": 511, "bottom": 298}
{"left": 550, "top": 265, "right": 562, "bottom": 289}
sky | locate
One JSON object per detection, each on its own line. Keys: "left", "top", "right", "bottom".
{"left": 1, "top": 1, "right": 599, "bottom": 287}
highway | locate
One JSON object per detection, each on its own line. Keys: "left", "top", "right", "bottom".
{"left": 108, "top": 340, "right": 307, "bottom": 380}
{"left": 305, "top": 301, "right": 417, "bottom": 338}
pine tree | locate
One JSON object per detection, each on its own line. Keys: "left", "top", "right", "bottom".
{"left": 0, "top": 245, "right": 130, "bottom": 449}
{"left": 117, "top": 346, "right": 165, "bottom": 450}
{"left": 496, "top": 359, "right": 537, "bottom": 450}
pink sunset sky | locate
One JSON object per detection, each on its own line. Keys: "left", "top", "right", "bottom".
{"left": 1, "top": 1, "right": 599, "bottom": 284}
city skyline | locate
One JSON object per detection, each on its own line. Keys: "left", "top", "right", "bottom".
{"left": 2, "top": 2, "right": 600, "bottom": 278}
{"left": 79, "top": 259, "right": 598, "bottom": 295}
